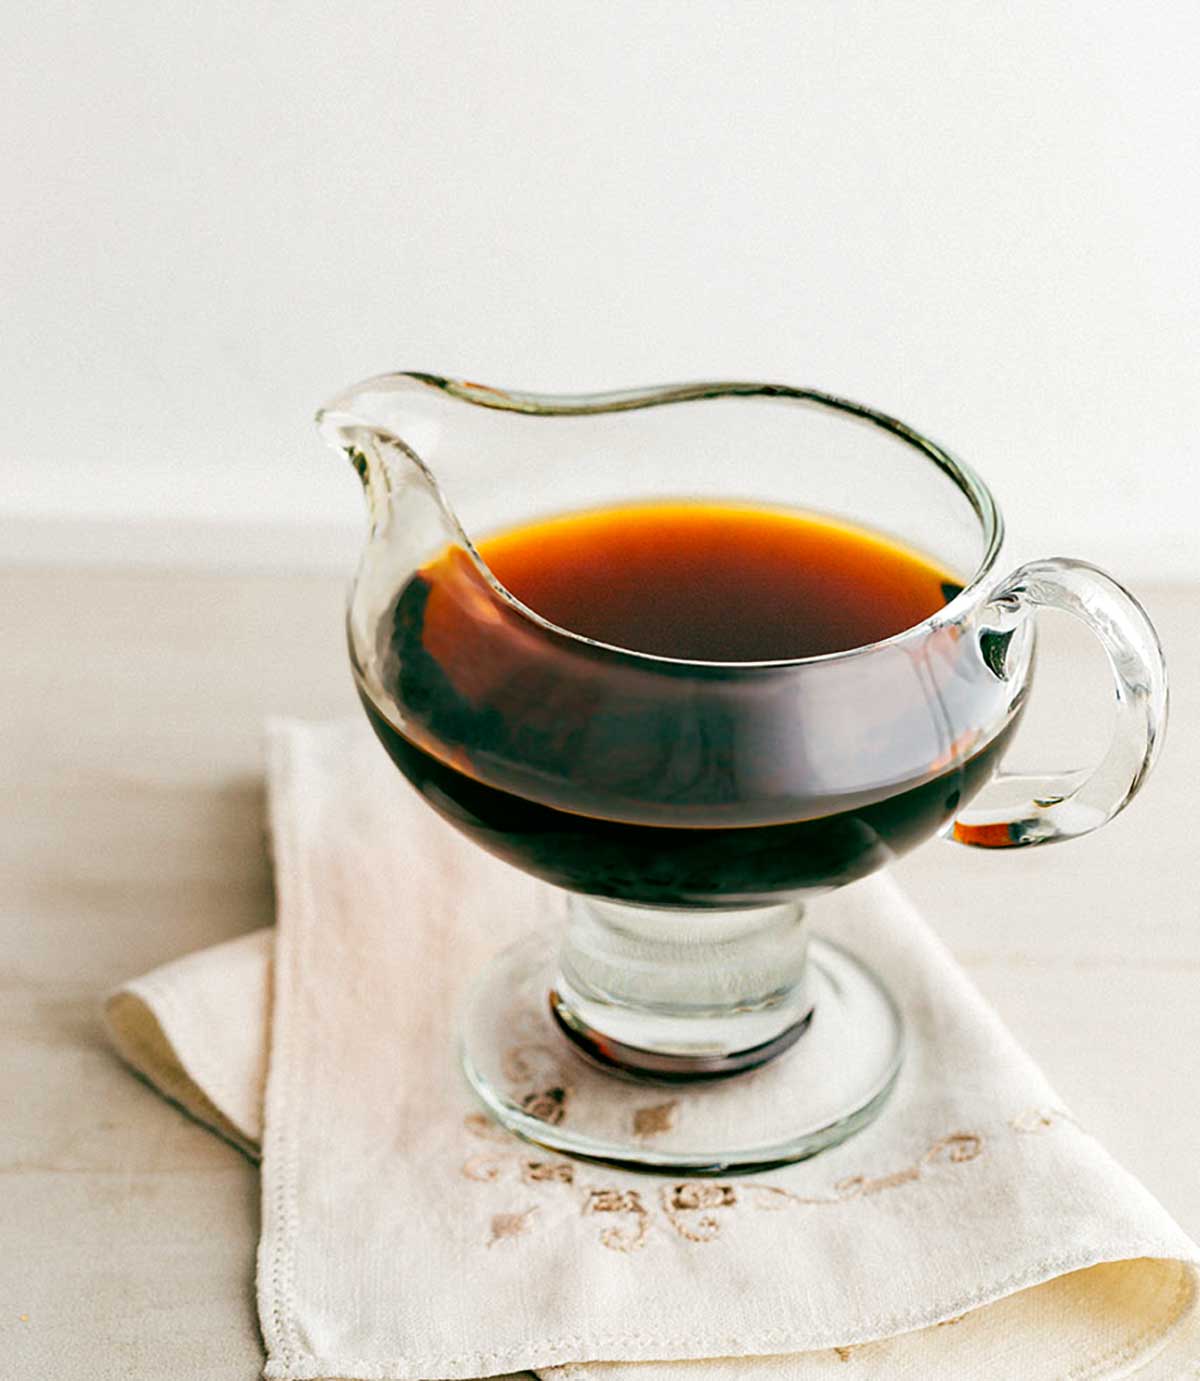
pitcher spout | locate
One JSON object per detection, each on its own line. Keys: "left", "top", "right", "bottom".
{"left": 317, "top": 374, "right": 488, "bottom": 708}
{"left": 316, "top": 372, "right": 447, "bottom": 537}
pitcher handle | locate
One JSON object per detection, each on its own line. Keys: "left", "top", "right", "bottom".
{"left": 951, "top": 558, "right": 1167, "bottom": 848}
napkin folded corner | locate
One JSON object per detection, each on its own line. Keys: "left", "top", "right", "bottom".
{"left": 106, "top": 928, "right": 270, "bottom": 1159}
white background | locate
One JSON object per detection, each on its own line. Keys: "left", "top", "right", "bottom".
{"left": 4, "top": 1, "right": 1198, "bottom": 574}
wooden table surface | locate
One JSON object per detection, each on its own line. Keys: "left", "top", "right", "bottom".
{"left": 4, "top": 567, "right": 1198, "bottom": 1379}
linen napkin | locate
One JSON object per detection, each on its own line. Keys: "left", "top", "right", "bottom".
{"left": 105, "top": 719, "right": 1200, "bottom": 1380}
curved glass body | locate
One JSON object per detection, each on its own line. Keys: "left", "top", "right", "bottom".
{"left": 323, "top": 375, "right": 1030, "bottom": 907}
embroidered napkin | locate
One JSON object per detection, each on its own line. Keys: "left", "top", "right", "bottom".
{"left": 106, "top": 719, "right": 1200, "bottom": 1379}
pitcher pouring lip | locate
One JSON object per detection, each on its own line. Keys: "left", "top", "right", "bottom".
{"left": 315, "top": 370, "right": 1004, "bottom": 669}
{"left": 316, "top": 369, "right": 1022, "bottom": 829}
{"left": 317, "top": 376, "right": 444, "bottom": 542}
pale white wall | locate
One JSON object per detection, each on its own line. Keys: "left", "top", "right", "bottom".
{"left": 4, "top": 1, "right": 1198, "bottom": 575}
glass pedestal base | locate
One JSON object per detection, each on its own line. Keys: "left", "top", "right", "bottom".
{"left": 460, "top": 928, "right": 903, "bottom": 1174}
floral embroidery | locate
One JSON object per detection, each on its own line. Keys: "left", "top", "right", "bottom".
{"left": 520, "top": 1086, "right": 570, "bottom": 1124}
{"left": 499, "top": 1037, "right": 574, "bottom": 1125}
{"left": 656, "top": 1132, "right": 987, "bottom": 1240}
{"left": 462, "top": 1116, "right": 990, "bottom": 1250}
{"left": 661, "top": 1182, "right": 738, "bottom": 1242}
{"left": 461, "top": 1101, "right": 1086, "bottom": 1265}
{"left": 583, "top": 1188, "right": 649, "bottom": 1252}
{"left": 463, "top": 1111, "right": 512, "bottom": 1144}
{"left": 1010, "top": 1105, "right": 1079, "bottom": 1134}
{"left": 522, "top": 1158, "right": 575, "bottom": 1185}
{"left": 488, "top": 1208, "right": 537, "bottom": 1245}
{"left": 633, "top": 1100, "right": 678, "bottom": 1138}
{"left": 462, "top": 1151, "right": 506, "bottom": 1183}
{"left": 502, "top": 1041, "right": 566, "bottom": 1085}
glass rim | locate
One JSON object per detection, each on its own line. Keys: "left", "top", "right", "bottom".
{"left": 337, "top": 372, "right": 1006, "bottom": 671}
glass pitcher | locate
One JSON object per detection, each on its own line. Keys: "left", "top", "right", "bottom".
{"left": 318, "top": 372, "right": 1166, "bottom": 1172}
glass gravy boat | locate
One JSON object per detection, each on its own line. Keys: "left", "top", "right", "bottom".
{"left": 319, "top": 373, "right": 1166, "bottom": 1171}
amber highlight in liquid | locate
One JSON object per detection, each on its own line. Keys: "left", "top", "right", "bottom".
{"left": 477, "top": 501, "right": 958, "bottom": 662}
{"left": 362, "top": 500, "right": 1012, "bottom": 904}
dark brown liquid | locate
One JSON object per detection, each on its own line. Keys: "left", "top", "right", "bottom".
{"left": 362, "top": 501, "right": 1012, "bottom": 904}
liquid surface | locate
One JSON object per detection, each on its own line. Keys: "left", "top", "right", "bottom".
{"left": 358, "top": 500, "right": 1009, "bottom": 905}
{"left": 477, "top": 500, "right": 960, "bottom": 661}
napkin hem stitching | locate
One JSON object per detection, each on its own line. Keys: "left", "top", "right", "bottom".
{"left": 259, "top": 1250, "right": 1199, "bottom": 1376}
{"left": 260, "top": 721, "right": 305, "bottom": 1369}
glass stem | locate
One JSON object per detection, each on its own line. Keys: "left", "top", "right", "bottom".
{"left": 550, "top": 896, "right": 814, "bottom": 1080}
